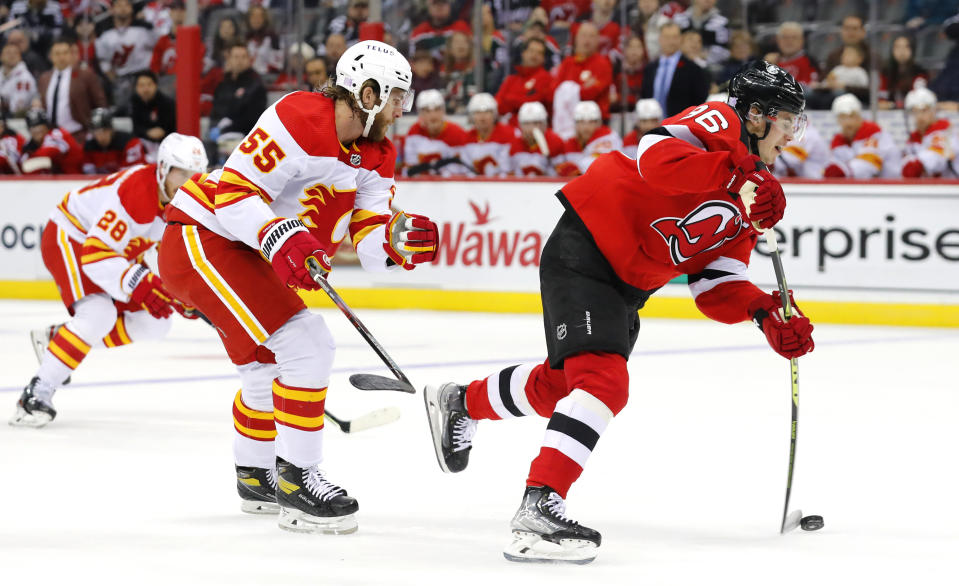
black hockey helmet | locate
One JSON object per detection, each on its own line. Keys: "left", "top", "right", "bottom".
{"left": 25, "top": 108, "right": 49, "bottom": 129}
{"left": 728, "top": 60, "right": 806, "bottom": 147}
{"left": 90, "top": 107, "right": 114, "bottom": 130}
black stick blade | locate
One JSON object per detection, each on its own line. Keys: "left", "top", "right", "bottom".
{"left": 349, "top": 373, "right": 416, "bottom": 394}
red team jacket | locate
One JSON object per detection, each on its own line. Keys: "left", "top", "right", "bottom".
{"left": 554, "top": 53, "right": 614, "bottom": 119}
{"left": 495, "top": 65, "right": 555, "bottom": 121}
{"left": 559, "top": 102, "right": 766, "bottom": 324}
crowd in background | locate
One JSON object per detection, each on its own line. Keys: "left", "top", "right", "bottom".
{"left": 1, "top": 0, "right": 959, "bottom": 178}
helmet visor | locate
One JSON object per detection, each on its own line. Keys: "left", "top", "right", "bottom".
{"left": 768, "top": 111, "right": 807, "bottom": 142}
{"left": 389, "top": 88, "right": 415, "bottom": 112}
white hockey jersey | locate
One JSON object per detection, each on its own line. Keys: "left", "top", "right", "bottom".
{"left": 96, "top": 23, "right": 156, "bottom": 76}
{"left": 0, "top": 61, "right": 37, "bottom": 114}
{"left": 460, "top": 123, "right": 517, "bottom": 177}
{"left": 773, "top": 123, "right": 829, "bottom": 179}
{"left": 508, "top": 128, "right": 569, "bottom": 176}
{"left": 50, "top": 164, "right": 165, "bottom": 301}
{"left": 563, "top": 126, "right": 623, "bottom": 175}
{"left": 167, "top": 92, "right": 397, "bottom": 272}
{"left": 901, "top": 119, "right": 958, "bottom": 178}
{"left": 402, "top": 120, "right": 472, "bottom": 176}
{"left": 826, "top": 120, "right": 902, "bottom": 179}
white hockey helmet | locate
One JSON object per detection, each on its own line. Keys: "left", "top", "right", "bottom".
{"left": 573, "top": 100, "right": 602, "bottom": 122}
{"left": 334, "top": 40, "right": 414, "bottom": 137}
{"left": 517, "top": 101, "right": 548, "bottom": 124}
{"left": 417, "top": 88, "right": 445, "bottom": 111}
{"left": 467, "top": 92, "right": 498, "bottom": 114}
{"left": 831, "top": 93, "right": 862, "bottom": 116}
{"left": 635, "top": 98, "right": 663, "bottom": 121}
{"left": 904, "top": 86, "right": 937, "bottom": 111}
{"left": 156, "top": 132, "right": 208, "bottom": 190}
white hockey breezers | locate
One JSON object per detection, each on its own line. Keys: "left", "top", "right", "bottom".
{"left": 503, "top": 531, "right": 599, "bottom": 565}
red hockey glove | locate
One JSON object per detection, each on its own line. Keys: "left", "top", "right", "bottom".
{"left": 727, "top": 154, "right": 785, "bottom": 230}
{"left": 125, "top": 265, "right": 174, "bottom": 319}
{"left": 823, "top": 162, "right": 847, "bottom": 178}
{"left": 172, "top": 298, "right": 200, "bottom": 320}
{"left": 259, "top": 218, "right": 331, "bottom": 291}
{"left": 748, "top": 290, "right": 815, "bottom": 359}
{"left": 384, "top": 211, "right": 438, "bottom": 270}
{"left": 901, "top": 157, "right": 925, "bottom": 178}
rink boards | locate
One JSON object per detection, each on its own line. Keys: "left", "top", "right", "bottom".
{"left": 1, "top": 176, "right": 957, "bottom": 327}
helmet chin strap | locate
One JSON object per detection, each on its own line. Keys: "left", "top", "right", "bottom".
{"left": 747, "top": 105, "right": 772, "bottom": 156}
{"left": 360, "top": 99, "right": 386, "bottom": 138}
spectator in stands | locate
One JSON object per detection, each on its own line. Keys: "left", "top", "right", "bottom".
{"left": 622, "top": 98, "right": 663, "bottom": 150}
{"left": 0, "top": 42, "right": 37, "bottom": 115}
{"left": 818, "top": 44, "right": 870, "bottom": 103}
{"left": 5, "top": 28, "right": 48, "bottom": 76}
{"left": 562, "top": 100, "right": 622, "bottom": 176}
{"left": 20, "top": 107, "right": 83, "bottom": 174}
{"left": 479, "top": 3, "right": 508, "bottom": 94}
{"left": 611, "top": 35, "right": 646, "bottom": 113}
{"left": 716, "top": 30, "right": 755, "bottom": 85}
{"left": 0, "top": 113, "right": 26, "bottom": 174}
{"left": 82, "top": 107, "right": 146, "bottom": 174}
{"left": 440, "top": 30, "right": 476, "bottom": 115}
{"left": 150, "top": 0, "right": 186, "bottom": 77}
{"left": 681, "top": 29, "right": 708, "bottom": 70}
{"left": 210, "top": 14, "right": 240, "bottom": 68}
{"left": 323, "top": 33, "right": 347, "bottom": 67}
{"left": 932, "top": 13, "right": 959, "bottom": 110}
{"left": 540, "top": 0, "right": 591, "bottom": 33}
{"left": 879, "top": 36, "right": 928, "bottom": 109}
{"left": 824, "top": 93, "right": 901, "bottom": 179}
{"left": 495, "top": 38, "right": 552, "bottom": 123}
{"left": 642, "top": 22, "right": 709, "bottom": 117}
{"left": 410, "top": 46, "right": 443, "bottom": 99}
{"left": 409, "top": 0, "right": 472, "bottom": 59}
{"left": 673, "top": 0, "right": 730, "bottom": 67}
{"left": 326, "top": 0, "right": 369, "bottom": 47}
{"left": 305, "top": 56, "right": 327, "bottom": 90}
{"left": 8, "top": 0, "right": 63, "bottom": 66}
{"left": 462, "top": 92, "right": 516, "bottom": 176}
{"left": 73, "top": 16, "right": 99, "bottom": 74}
{"left": 96, "top": 0, "right": 156, "bottom": 109}
{"left": 272, "top": 43, "right": 316, "bottom": 92}
{"left": 822, "top": 15, "right": 872, "bottom": 74}
{"left": 555, "top": 22, "right": 614, "bottom": 120}
{"left": 764, "top": 22, "right": 818, "bottom": 90}
{"left": 130, "top": 69, "right": 175, "bottom": 153}
{"left": 905, "top": 0, "right": 959, "bottom": 30}
{"left": 209, "top": 43, "right": 266, "bottom": 149}
{"left": 36, "top": 37, "right": 107, "bottom": 144}
{"left": 508, "top": 100, "right": 567, "bottom": 176}
{"left": 490, "top": 0, "right": 538, "bottom": 34}
{"left": 630, "top": 0, "right": 674, "bottom": 61}
{"left": 569, "top": 0, "right": 621, "bottom": 58}
{"left": 511, "top": 16, "right": 562, "bottom": 71}
{"left": 403, "top": 88, "right": 471, "bottom": 176}
{"left": 245, "top": 4, "right": 282, "bottom": 76}
{"left": 141, "top": 0, "right": 173, "bottom": 37}
{"left": 901, "top": 87, "right": 959, "bottom": 178}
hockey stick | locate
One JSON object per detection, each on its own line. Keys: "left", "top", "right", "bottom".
{"left": 307, "top": 258, "right": 416, "bottom": 394}
{"left": 739, "top": 170, "right": 804, "bottom": 534}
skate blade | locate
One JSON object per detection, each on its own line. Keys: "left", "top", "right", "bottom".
{"left": 423, "top": 384, "right": 453, "bottom": 474}
{"left": 503, "top": 531, "right": 598, "bottom": 565}
{"left": 278, "top": 507, "right": 358, "bottom": 535}
{"left": 240, "top": 500, "right": 280, "bottom": 514}
{"left": 8, "top": 408, "right": 53, "bottom": 428}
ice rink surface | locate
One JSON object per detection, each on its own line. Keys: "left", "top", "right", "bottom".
{"left": 2, "top": 299, "right": 958, "bottom": 586}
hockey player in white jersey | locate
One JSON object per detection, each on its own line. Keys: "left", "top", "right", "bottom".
{"left": 823, "top": 93, "right": 902, "bottom": 179}
{"left": 508, "top": 101, "right": 568, "bottom": 176}
{"left": 461, "top": 93, "right": 517, "bottom": 176}
{"left": 900, "top": 87, "right": 958, "bottom": 178}
{"left": 158, "top": 40, "right": 438, "bottom": 534}
{"left": 11, "top": 133, "right": 208, "bottom": 428}
{"left": 403, "top": 89, "right": 472, "bottom": 176}
{"left": 562, "top": 100, "right": 622, "bottom": 175}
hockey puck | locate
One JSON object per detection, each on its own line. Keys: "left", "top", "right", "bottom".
{"left": 800, "top": 515, "right": 824, "bottom": 531}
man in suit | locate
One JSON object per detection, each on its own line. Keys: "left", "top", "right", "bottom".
{"left": 36, "top": 37, "right": 108, "bottom": 144}
{"left": 642, "top": 21, "right": 709, "bottom": 117}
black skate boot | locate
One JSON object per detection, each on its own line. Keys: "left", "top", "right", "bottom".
{"left": 236, "top": 465, "right": 280, "bottom": 514}
{"left": 275, "top": 457, "right": 358, "bottom": 534}
{"left": 9, "top": 377, "right": 57, "bottom": 428}
{"left": 503, "top": 485, "right": 602, "bottom": 564}
{"left": 30, "top": 324, "right": 70, "bottom": 385}
{"left": 424, "top": 382, "right": 477, "bottom": 473}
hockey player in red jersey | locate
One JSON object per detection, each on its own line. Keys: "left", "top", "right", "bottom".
{"left": 900, "top": 87, "right": 958, "bottom": 178}
{"left": 158, "top": 41, "right": 438, "bottom": 535}
{"left": 20, "top": 108, "right": 84, "bottom": 174}
{"left": 461, "top": 93, "right": 517, "bottom": 176}
{"left": 425, "top": 61, "right": 815, "bottom": 564}
{"left": 11, "top": 133, "right": 208, "bottom": 428}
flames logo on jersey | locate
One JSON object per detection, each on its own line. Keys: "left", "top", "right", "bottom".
{"left": 472, "top": 155, "right": 497, "bottom": 176}
{"left": 651, "top": 201, "right": 744, "bottom": 265}
{"left": 123, "top": 236, "right": 155, "bottom": 261}
{"left": 299, "top": 183, "right": 356, "bottom": 229}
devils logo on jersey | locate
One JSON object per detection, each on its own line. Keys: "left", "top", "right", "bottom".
{"left": 651, "top": 201, "right": 744, "bottom": 265}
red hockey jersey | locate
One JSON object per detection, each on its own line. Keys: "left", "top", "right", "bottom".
{"left": 559, "top": 101, "right": 766, "bottom": 324}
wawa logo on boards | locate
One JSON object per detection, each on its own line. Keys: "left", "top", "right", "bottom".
{"left": 434, "top": 200, "right": 543, "bottom": 267}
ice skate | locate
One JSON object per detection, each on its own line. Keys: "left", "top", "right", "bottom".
{"left": 275, "top": 457, "right": 358, "bottom": 534}
{"left": 9, "top": 377, "right": 57, "bottom": 428}
{"left": 503, "top": 485, "right": 601, "bottom": 564}
{"left": 236, "top": 465, "right": 280, "bottom": 514}
{"left": 30, "top": 324, "right": 70, "bottom": 385}
{"left": 424, "top": 382, "right": 476, "bottom": 473}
